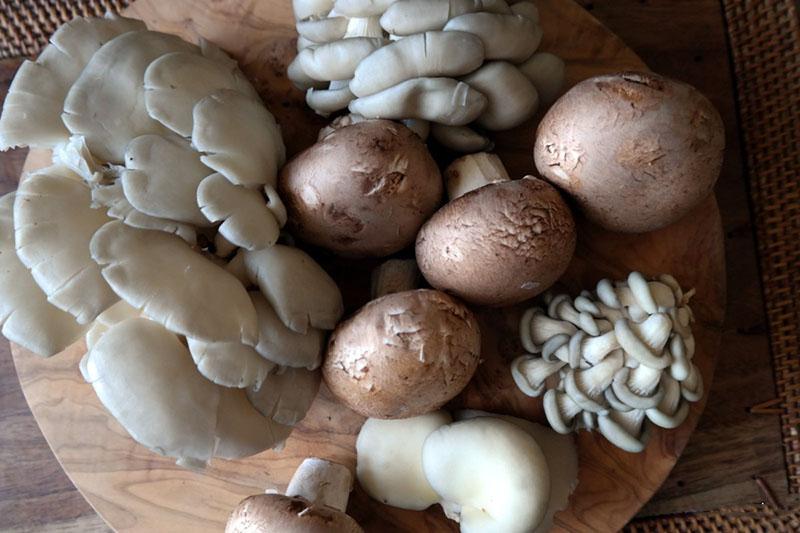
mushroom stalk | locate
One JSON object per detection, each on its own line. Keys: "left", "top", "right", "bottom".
{"left": 285, "top": 458, "right": 354, "bottom": 512}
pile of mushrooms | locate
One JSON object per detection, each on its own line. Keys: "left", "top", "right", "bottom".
{"left": 288, "top": 0, "right": 566, "bottom": 152}
{"left": 0, "top": 15, "right": 344, "bottom": 466}
{"left": 512, "top": 272, "right": 703, "bottom": 453}
{"left": 356, "top": 409, "right": 578, "bottom": 532}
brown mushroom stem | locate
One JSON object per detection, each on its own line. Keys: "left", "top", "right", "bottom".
{"left": 285, "top": 457, "right": 354, "bottom": 512}
{"left": 370, "top": 258, "right": 419, "bottom": 299}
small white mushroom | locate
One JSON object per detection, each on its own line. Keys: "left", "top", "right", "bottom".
{"left": 444, "top": 13, "right": 541, "bottom": 62}
{"left": 285, "top": 458, "right": 354, "bottom": 512}
{"left": 287, "top": 56, "right": 329, "bottom": 90}
{"left": 121, "top": 134, "right": 213, "bottom": 227}
{"left": 430, "top": 124, "right": 493, "bottom": 153}
{"left": 444, "top": 152, "right": 510, "bottom": 200}
{"left": 14, "top": 166, "right": 118, "bottom": 324}
{"left": 333, "top": 0, "right": 398, "bottom": 17}
{"left": 462, "top": 61, "right": 539, "bottom": 130}
{"left": 668, "top": 333, "right": 691, "bottom": 381}
{"left": 90, "top": 221, "right": 258, "bottom": 344}
{"left": 518, "top": 52, "right": 565, "bottom": 105}
{"left": 349, "top": 77, "right": 487, "bottom": 126}
{"left": 250, "top": 291, "right": 325, "bottom": 369}
{"left": 611, "top": 366, "right": 664, "bottom": 409}
{"left": 246, "top": 366, "right": 321, "bottom": 426}
{"left": 380, "top": 0, "right": 511, "bottom": 35}
{"left": 306, "top": 82, "right": 355, "bottom": 116}
{"left": 0, "top": 14, "right": 146, "bottom": 149}
{"left": 597, "top": 409, "right": 650, "bottom": 453}
{"left": 296, "top": 16, "right": 349, "bottom": 43}
{"left": 422, "top": 416, "right": 550, "bottom": 532}
{"left": 344, "top": 16, "right": 385, "bottom": 38}
{"left": 681, "top": 363, "right": 704, "bottom": 402}
{"left": 296, "top": 35, "right": 318, "bottom": 51}
{"left": 143, "top": 51, "right": 260, "bottom": 137}
{"left": 0, "top": 193, "right": 87, "bottom": 357}
{"left": 92, "top": 182, "right": 197, "bottom": 245}
{"left": 196, "top": 173, "right": 282, "bottom": 251}
{"left": 510, "top": 1, "right": 539, "bottom": 22}
{"left": 520, "top": 308, "right": 577, "bottom": 353}
{"left": 62, "top": 30, "right": 198, "bottom": 162}
{"left": 349, "top": 31, "right": 485, "bottom": 97}
{"left": 543, "top": 389, "right": 583, "bottom": 434}
{"left": 646, "top": 375, "right": 690, "bottom": 429}
{"left": 511, "top": 355, "right": 565, "bottom": 397}
{"left": 356, "top": 411, "right": 452, "bottom": 510}
{"left": 614, "top": 314, "right": 672, "bottom": 369}
{"left": 563, "top": 349, "right": 623, "bottom": 413}
{"left": 294, "top": 37, "right": 386, "bottom": 82}
{"left": 371, "top": 258, "right": 420, "bottom": 299}
{"left": 192, "top": 89, "right": 286, "bottom": 188}
{"left": 240, "top": 245, "right": 344, "bottom": 333}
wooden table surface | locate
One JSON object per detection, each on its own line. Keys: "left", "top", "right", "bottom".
{"left": 0, "top": 1, "right": 794, "bottom": 531}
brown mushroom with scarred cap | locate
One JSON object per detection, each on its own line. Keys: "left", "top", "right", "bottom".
{"left": 279, "top": 120, "right": 443, "bottom": 258}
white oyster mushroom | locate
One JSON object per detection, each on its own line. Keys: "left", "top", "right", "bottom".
{"left": 62, "top": 30, "right": 198, "bottom": 162}
{"left": 379, "top": 0, "right": 511, "bottom": 35}
{"left": 192, "top": 89, "right": 286, "bottom": 188}
{"left": 422, "top": 417, "right": 550, "bottom": 533}
{"left": 196, "top": 173, "right": 282, "bottom": 251}
{"left": 461, "top": 61, "right": 539, "bottom": 130}
{"left": 293, "top": 37, "right": 386, "bottom": 82}
{"left": 511, "top": 355, "right": 565, "bottom": 397}
{"left": 251, "top": 291, "right": 325, "bottom": 369}
{"left": 349, "top": 77, "right": 487, "bottom": 126}
{"left": 402, "top": 118, "right": 431, "bottom": 140}
{"left": 144, "top": 51, "right": 260, "bottom": 137}
{"left": 52, "top": 135, "right": 110, "bottom": 184}
{"left": 444, "top": 13, "right": 541, "bottom": 62}
{"left": 306, "top": 82, "right": 356, "bottom": 116}
{"left": 122, "top": 134, "right": 213, "bottom": 226}
{"left": 240, "top": 245, "right": 344, "bottom": 333}
{"left": 343, "top": 15, "right": 385, "bottom": 38}
{"left": 518, "top": 52, "right": 565, "bottom": 105}
{"left": 333, "top": 0, "right": 398, "bottom": 17}
{"left": 293, "top": 0, "right": 335, "bottom": 20}
{"left": 646, "top": 375, "right": 690, "bottom": 429}
{"left": 14, "top": 166, "right": 118, "bottom": 324}
{"left": 444, "top": 152, "right": 510, "bottom": 200}
{"left": 90, "top": 221, "right": 258, "bottom": 344}
{"left": 84, "top": 300, "right": 140, "bottom": 351}
{"left": 349, "top": 31, "right": 485, "bottom": 97}
{"left": 296, "top": 17, "right": 349, "bottom": 43}
{"left": 187, "top": 337, "right": 276, "bottom": 389}
{"left": 247, "top": 366, "right": 322, "bottom": 426}
{"left": 0, "top": 193, "right": 87, "bottom": 356}
{"left": 92, "top": 182, "right": 197, "bottom": 245}
{"left": 430, "top": 124, "right": 494, "bottom": 153}
{"left": 0, "top": 14, "right": 146, "bottom": 149}
{"left": 510, "top": 1, "right": 539, "bottom": 22}
{"left": 597, "top": 409, "right": 650, "bottom": 453}
{"left": 356, "top": 411, "right": 451, "bottom": 510}
{"left": 543, "top": 389, "right": 583, "bottom": 434}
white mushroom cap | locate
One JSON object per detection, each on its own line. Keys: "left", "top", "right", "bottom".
{"left": 0, "top": 15, "right": 146, "bottom": 149}
{"left": 246, "top": 366, "right": 321, "bottom": 426}
{"left": 349, "top": 31, "right": 485, "bottom": 98}
{"left": 143, "top": 51, "right": 259, "bottom": 137}
{"left": 293, "top": 0, "right": 335, "bottom": 20}
{"left": 214, "top": 386, "right": 293, "bottom": 460}
{"left": 196, "top": 173, "right": 282, "bottom": 251}
{"left": 240, "top": 245, "right": 343, "bottom": 333}
{"left": 356, "top": 411, "right": 451, "bottom": 510}
{"left": 461, "top": 61, "right": 539, "bottom": 130}
{"left": 333, "top": 0, "right": 398, "bottom": 17}
{"left": 121, "top": 134, "right": 212, "bottom": 226}
{"left": 84, "top": 299, "right": 140, "bottom": 351}
{"left": 90, "top": 221, "right": 258, "bottom": 344}
{"left": 349, "top": 77, "right": 487, "bottom": 126}
{"left": 380, "top": 0, "right": 512, "bottom": 36}
{"left": 286, "top": 458, "right": 354, "bottom": 512}
{"left": 422, "top": 417, "right": 550, "bottom": 533}
{"left": 296, "top": 17, "right": 349, "bottom": 44}
{"left": 251, "top": 291, "right": 325, "bottom": 369}
{"left": 187, "top": 337, "right": 276, "bottom": 389}
{"left": 92, "top": 182, "right": 197, "bottom": 245}
{"left": 192, "top": 89, "right": 286, "bottom": 188}
{"left": 430, "top": 124, "right": 494, "bottom": 153}
{"left": 294, "top": 37, "right": 386, "bottom": 82}
{"left": 14, "top": 166, "right": 118, "bottom": 324}
{"left": 518, "top": 52, "right": 565, "bottom": 105}
{"left": 444, "top": 13, "right": 541, "bottom": 62}
{"left": 0, "top": 193, "right": 87, "bottom": 356}
{"left": 62, "top": 30, "right": 198, "bottom": 162}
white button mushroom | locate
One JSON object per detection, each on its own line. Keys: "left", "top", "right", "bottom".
{"left": 0, "top": 193, "right": 87, "bottom": 357}
{"left": 356, "top": 411, "right": 452, "bottom": 510}
{"left": 14, "top": 166, "right": 118, "bottom": 324}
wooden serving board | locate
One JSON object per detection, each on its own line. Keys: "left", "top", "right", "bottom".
{"left": 10, "top": 0, "right": 726, "bottom": 531}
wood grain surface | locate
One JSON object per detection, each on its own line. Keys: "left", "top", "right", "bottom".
{"left": 0, "top": 0, "right": 788, "bottom": 532}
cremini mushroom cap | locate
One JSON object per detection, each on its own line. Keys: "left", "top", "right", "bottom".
{"left": 225, "top": 494, "right": 363, "bottom": 533}
{"left": 416, "top": 176, "right": 576, "bottom": 307}
{"left": 323, "top": 289, "right": 481, "bottom": 419}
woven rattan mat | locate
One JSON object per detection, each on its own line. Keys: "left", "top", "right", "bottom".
{"left": 1, "top": 0, "right": 799, "bottom": 530}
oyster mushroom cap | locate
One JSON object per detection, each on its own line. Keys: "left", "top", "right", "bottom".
{"left": 518, "top": 52, "right": 565, "bottom": 105}
{"left": 444, "top": 152, "right": 510, "bottom": 200}
{"left": 379, "top": 0, "right": 511, "bottom": 35}
{"left": 444, "top": 12, "right": 541, "bottom": 62}
{"left": 144, "top": 51, "right": 259, "bottom": 137}
{"left": 121, "top": 134, "right": 213, "bottom": 226}
{"left": 62, "top": 30, "right": 198, "bottom": 163}
{"left": 422, "top": 416, "right": 550, "bottom": 533}
{"left": 250, "top": 291, "right": 325, "bottom": 369}
{"left": 294, "top": 37, "right": 386, "bottom": 82}
{"left": 214, "top": 386, "right": 293, "bottom": 460}
{"left": 0, "top": 14, "right": 146, "bottom": 149}
{"left": 192, "top": 89, "right": 286, "bottom": 188}
{"left": 356, "top": 411, "right": 452, "bottom": 510}
{"left": 293, "top": 0, "right": 335, "bottom": 20}
{"left": 90, "top": 221, "right": 258, "bottom": 344}
{"left": 461, "top": 61, "right": 539, "bottom": 130}
{"left": 0, "top": 193, "right": 87, "bottom": 356}
{"left": 14, "top": 166, "right": 118, "bottom": 324}
{"left": 323, "top": 289, "right": 481, "bottom": 419}
{"left": 430, "top": 124, "right": 494, "bottom": 153}
{"left": 84, "top": 300, "right": 140, "bottom": 351}
{"left": 246, "top": 366, "right": 321, "bottom": 426}
{"left": 333, "top": 0, "right": 398, "bottom": 17}
{"left": 186, "top": 337, "right": 276, "bottom": 389}
{"left": 416, "top": 176, "right": 576, "bottom": 307}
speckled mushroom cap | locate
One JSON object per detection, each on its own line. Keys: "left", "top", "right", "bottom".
{"left": 225, "top": 494, "right": 363, "bottom": 533}
{"left": 279, "top": 120, "right": 442, "bottom": 258}
{"left": 415, "top": 176, "right": 576, "bottom": 307}
{"left": 534, "top": 71, "right": 725, "bottom": 233}
{"left": 322, "top": 289, "right": 481, "bottom": 419}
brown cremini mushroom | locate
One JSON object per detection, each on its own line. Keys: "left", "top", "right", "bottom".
{"left": 322, "top": 289, "right": 481, "bottom": 418}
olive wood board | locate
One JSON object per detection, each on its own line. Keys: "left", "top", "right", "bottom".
{"left": 10, "top": 0, "right": 726, "bottom": 531}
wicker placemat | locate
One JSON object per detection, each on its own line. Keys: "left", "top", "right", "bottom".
{"left": 722, "top": 0, "right": 800, "bottom": 495}
{"left": 0, "top": 0, "right": 129, "bottom": 58}
{"left": 627, "top": 504, "right": 800, "bottom": 532}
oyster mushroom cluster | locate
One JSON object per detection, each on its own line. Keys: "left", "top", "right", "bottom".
{"left": 0, "top": 14, "right": 344, "bottom": 467}
{"left": 288, "top": 0, "right": 566, "bottom": 152}
{"left": 511, "top": 272, "right": 703, "bottom": 453}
